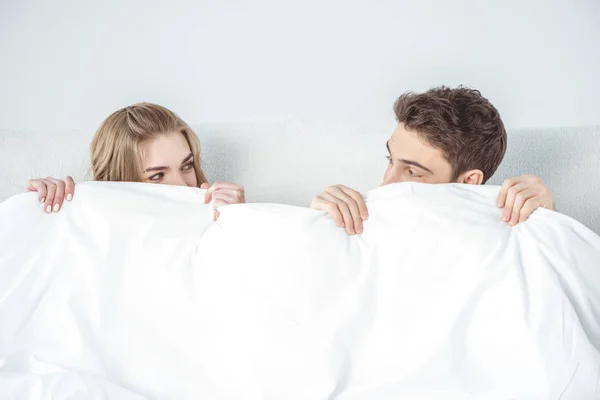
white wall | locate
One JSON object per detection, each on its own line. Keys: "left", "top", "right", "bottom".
{"left": 1, "top": 0, "right": 599, "bottom": 132}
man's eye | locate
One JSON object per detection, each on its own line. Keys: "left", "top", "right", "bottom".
{"left": 182, "top": 162, "right": 194, "bottom": 171}
{"left": 386, "top": 155, "right": 392, "bottom": 164}
{"left": 149, "top": 173, "right": 163, "bottom": 181}
{"left": 408, "top": 169, "right": 419, "bottom": 177}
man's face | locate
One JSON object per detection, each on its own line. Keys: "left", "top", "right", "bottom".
{"left": 382, "top": 123, "right": 454, "bottom": 186}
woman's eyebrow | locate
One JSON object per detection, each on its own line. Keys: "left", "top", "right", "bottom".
{"left": 181, "top": 153, "right": 193, "bottom": 164}
{"left": 145, "top": 154, "right": 193, "bottom": 172}
{"left": 145, "top": 165, "right": 168, "bottom": 172}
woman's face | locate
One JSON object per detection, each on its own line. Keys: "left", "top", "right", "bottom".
{"left": 141, "top": 131, "right": 198, "bottom": 187}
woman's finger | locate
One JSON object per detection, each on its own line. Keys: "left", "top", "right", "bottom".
{"left": 26, "top": 179, "right": 48, "bottom": 203}
{"left": 64, "top": 176, "right": 75, "bottom": 201}
{"left": 45, "top": 177, "right": 66, "bottom": 212}
{"left": 42, "top": 179, "right": 57, "bottom": 213}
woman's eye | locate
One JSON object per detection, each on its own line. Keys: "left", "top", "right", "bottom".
{"left": 149, "top": 173, "right": 163, "bottom": 181}
{"left": 386, "top": 155, "right": 392, "bottom": 165}
{"left": 182, "top": 162, "right": 194, "bottom": 171}
{"left": 408, "top": 169, "right": 419, "bottom": 178}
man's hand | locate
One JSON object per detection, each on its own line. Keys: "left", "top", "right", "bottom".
{"left": 309, "top": 185, "right": 369, "bottom": 235}
{"left": 496, "top": 175, "right": 555, "bottom": 226}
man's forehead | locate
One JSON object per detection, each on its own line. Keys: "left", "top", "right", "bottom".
{"left": 388, "top": 125, "right": 448, "bottom": 168}
{"left": 388, "top": 126, "right": 436, "bottom": 156}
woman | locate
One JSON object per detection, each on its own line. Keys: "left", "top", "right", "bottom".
{"left": 26, "top": 103, "right": 245, "bottom": 213}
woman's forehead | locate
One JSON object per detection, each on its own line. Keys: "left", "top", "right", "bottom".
{"left": 142, "top": 131, "right": 192, "bottom": 164}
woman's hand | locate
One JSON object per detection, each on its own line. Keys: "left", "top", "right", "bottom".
{"left": 201, "top": 182, "right": 246, "bottom": 220}
{"left": 26, "top": 176, "right": 75, "bottom": 213}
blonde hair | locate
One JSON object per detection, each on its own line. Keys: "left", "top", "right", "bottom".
{"left": 89, "top": 103, "right": 208, "bottom": 185}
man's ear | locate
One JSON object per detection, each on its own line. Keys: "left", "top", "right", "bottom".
{"left": 457, "top": 169, "right": 484, "bottom": 185}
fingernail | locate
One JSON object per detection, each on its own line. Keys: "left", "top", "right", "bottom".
{"left": 40, "top": 197, "right": 45, "bottom": 203}
{"left": 66, "top": 194, "right": 72, "bottom": 201}
{"left": 46, "top": 205, "right": 51, "bottom": 213}
{"left": 502, "top": 215, "right": 509, "bottom": 221}
{"left": 53, "top": 204, "right": 60, "bottom": 212}
{"left": 497, "top": 202, "right": 502, "bottom": 207}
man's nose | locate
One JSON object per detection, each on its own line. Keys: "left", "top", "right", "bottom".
{"left": 382, "top": 170, "right": 404, "bottom": 186}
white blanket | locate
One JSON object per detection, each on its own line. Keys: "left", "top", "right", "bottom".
{"left": 0, "top": 182, "right": 599, "bottom": 399}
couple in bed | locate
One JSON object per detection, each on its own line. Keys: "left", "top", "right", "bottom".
{"left": 27, "top": 86, "right": 555, "bottom": 230}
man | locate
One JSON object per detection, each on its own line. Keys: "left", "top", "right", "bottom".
{"left": 310, "top": 86, "right": 554, "bottom": 235}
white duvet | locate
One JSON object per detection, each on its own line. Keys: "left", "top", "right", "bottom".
{"left": 0, "top": 182, "right": 599, "bottom": 399}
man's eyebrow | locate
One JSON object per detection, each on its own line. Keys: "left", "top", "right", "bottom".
{"left": 386, "top": 141, "right": 433, "bottom": 173}
{"left": 400, "top": 159, "right": 433, "bottom": 174}
{"left": 181, "top": 153, "right": 193, "bottom": 164}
